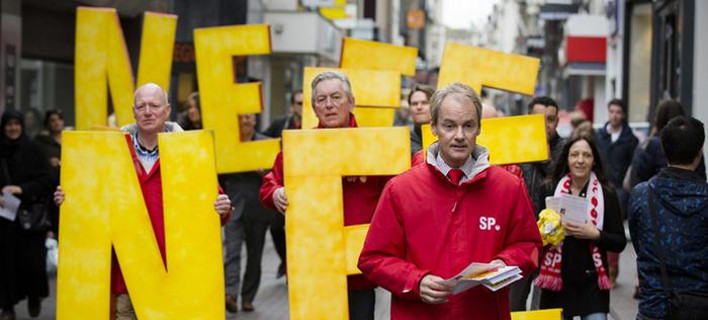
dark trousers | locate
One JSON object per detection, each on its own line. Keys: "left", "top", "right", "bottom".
{"left": 510, "top": 267, "right": 539, "bottom": 311}
{"left": 270, "top": 214, "right": 286, "bottom": 271}
{"left": 348, "top": 289, "right": 375, "bottom": 320}
{"left": 223, "top": 216, "right": 244, "bottom": 299}
{"left": 241, "top": 219, "right": 270, "bottom": 303}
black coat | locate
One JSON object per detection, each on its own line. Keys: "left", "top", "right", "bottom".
{"left": 521, "top": 133, "right": 566, "bottom": 216}
{"left": 263, "top": 115, "right": 298, "bottom": 138}
{"left": 595, "top": 122, "right": 639, "bottom": 189}
{"left": 218, "top": 133, "right": 279, "bottom": 222}
{"left": 0, "top": 135, "right": 53, "bottom": 308}
{"left": 630, "top": 135, "right": 706, "bottom": 188}
{"left": 539, "top": 183, "right": 627, "bottom": 317}
{"left": 409, "top": 125, "right": 423, "bottom": 156}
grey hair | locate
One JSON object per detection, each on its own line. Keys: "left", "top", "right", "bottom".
{"left": 430, "top": 83, "right": 483, "bottom": 128}
{"left": 310, "top": 71, "right": 354, "bottom": 103}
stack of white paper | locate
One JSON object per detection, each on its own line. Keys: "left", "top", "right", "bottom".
{"left": 443, "top": 262, "right": 523, "bottom": 294}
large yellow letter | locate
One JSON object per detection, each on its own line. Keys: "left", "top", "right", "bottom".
{"left": 283, "top": 128, "right": 410, "bottom": 319}
{"left": 420, "top": 44, "right": 547, "bottom": 164}
{"left": 195, "top": 24, "right": 280, "bottom": 173}
{"left": 57, "top": 130, "right": 224, "bottom": 319}
{"left": 303, "top": 39, "right": 418, "bottom": 128}
{"left": 438, "top": 42, "right": 539, "bottom": 95}
{"left": 75, "top": 8, "right": 176, "bottom": 129}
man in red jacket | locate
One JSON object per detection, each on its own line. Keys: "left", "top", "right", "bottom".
{"left": 55, "top": 83, "right": 232, "bottom": 320}
{"left": 358, "top": 83, "right": 542, "bottom": 320}
{"left": 260, "top": 71, "right": 387, "bottom": 320}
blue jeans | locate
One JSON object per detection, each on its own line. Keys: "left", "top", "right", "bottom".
{"left": 564, "top": 313, "right": 607, "bottom": 320}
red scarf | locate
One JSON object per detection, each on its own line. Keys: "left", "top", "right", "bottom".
{"left": 534, "top": 172, "right": 612, "bottom": 292}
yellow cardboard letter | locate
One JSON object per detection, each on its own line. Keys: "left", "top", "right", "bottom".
{"left": 195, "top": 24, "right": 280, "bottom": 173}
{"left": 283, "top": 128, "right": 410, "bottom": 319}
{"left": 75, "top": 8, "right": 176, "bottom": 129}
{"left": 57, "top": 130, "right": 224, "bottom": 320}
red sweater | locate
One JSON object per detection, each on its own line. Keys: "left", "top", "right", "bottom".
{"left": 112, "top": 135, "right": 227, "bottom": 294}
{"left": 259, "top": 114, "right": 388, "bottom": 290}
{"left": 358, "top": 163, "right": 542, "bottom": 320}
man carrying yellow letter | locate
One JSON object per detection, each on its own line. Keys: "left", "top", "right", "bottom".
{"left": 359, "top": 83, "right": 542, "bottom": 320}
{"left": 259, "top": 71, "right": 388, "bottom": 319}
{"left": 54, "top": 83, "right": 232, "bottom": 320}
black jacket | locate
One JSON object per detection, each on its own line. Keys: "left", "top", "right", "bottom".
{"left": 521, "top": 132, "right": 566, "bottom": 216}
{"left": 595, "top": 122, "right": 639, "bottom": 189}
{"left": 409, "top": 125, "right": 423, "bottom": 156}
{"left": 263, "top": 115, "right": 299, "bottom": 138}
{"left": 218, "top": 133, "right": 278, "bottom": 222}
{"left": 630, "top": 135, "right": 706, "bottom": 187}
{"left": 0, "top": 137, "right": 53, "bottom": 206}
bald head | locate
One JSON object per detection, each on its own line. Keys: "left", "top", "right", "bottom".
{"left": 133, "top": 83, "right": 171, "bottom": 134}
{"left": 134, "top": 83, "right": 168, "bottom": 106}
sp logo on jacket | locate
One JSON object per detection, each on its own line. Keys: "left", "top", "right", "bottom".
{"left": 480, "top": 216, "right": 501, "bottom": 231}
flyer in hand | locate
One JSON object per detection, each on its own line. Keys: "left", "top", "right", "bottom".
{"left": 443, "top": 262, "right": 523, "bottom": 294}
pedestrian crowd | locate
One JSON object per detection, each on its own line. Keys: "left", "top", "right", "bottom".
{"left": 0, "top": 70, "right": 706, "bottom": 320}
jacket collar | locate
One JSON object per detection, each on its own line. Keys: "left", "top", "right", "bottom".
{"left": 425, "top": 142, "right": 490, "bottom": 185}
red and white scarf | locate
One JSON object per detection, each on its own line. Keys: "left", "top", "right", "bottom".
{"left": 534, "top": 172, "right": 612, "bottom": 291}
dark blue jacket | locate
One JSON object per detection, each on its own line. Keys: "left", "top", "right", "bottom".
{"left": 595, "top": 122, "right": 638, "bottom": 189}
{"left": 630, "top": 135, "right": 706, "bottom": 187}
{"left": 628, "top": 167, "right": 708, "bottom": 319}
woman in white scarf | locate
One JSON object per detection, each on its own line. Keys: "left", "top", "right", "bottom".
{"left": 535, "top": 135, "right": 626, "bottom": 320}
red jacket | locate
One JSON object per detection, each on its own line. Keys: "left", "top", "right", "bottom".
{"left": 259, "top": 114, "right": 388, "bottom": 290}
{"left": 112, "top": 135, "right": 228, "bottom": 294}
{"left": 358, "top": 153, "right": 542, "bottom": 320}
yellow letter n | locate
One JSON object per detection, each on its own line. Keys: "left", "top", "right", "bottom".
{"left": 74, "top": 7, "right": 176, "bottom": 130}
{"left": 56, "top": 131, "right": 224, "bottom": 320}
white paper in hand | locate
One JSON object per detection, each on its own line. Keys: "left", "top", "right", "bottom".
{"left": 559, "top": 193, "right": 587, "bottom": 224}
{"left": 0, "top": 191, "right": 21, "bottom": 221}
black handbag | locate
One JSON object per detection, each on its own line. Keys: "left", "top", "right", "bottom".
{"left": 648, "top": 188, "right": 708, "bottom": 320}
{"left": 2, "top": 159, "right": 50, "bottom": 231}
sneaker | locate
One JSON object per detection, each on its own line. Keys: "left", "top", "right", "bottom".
{"left": 242, "top": 301, "right": 255, "bottom": 312}
{"left": 28, "top": 298, "right": 41, "bottom": 318}
{"left": 225, "top": 294, "right": 238, "bottom": 313}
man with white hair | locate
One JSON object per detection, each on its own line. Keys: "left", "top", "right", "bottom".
{"left": 260, "top": 71, "right": 388, "bottom": 320}
{"left": 55, "top": 83, "right": 232, "bottom": 320}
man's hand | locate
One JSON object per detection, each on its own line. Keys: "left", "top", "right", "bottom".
{"left": 214, "top": 194, "right": 232, "bottom": 217}
{"left": 273, "top": 187, "right": 288, "bottom": 214}
{"left": 419, "top": 275, "right": 453, "bottom": 304}
{"left": 564, "top": 221, "right": 601, "bottom": 240}
{"left": 489, "top": 259, "right": 507, "bottom": 269}
{"left": 54, "top": 186, "right": 65, "bottom": 206}
{"left": 2, "top": 185, "right": 22, "bottom": 195}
